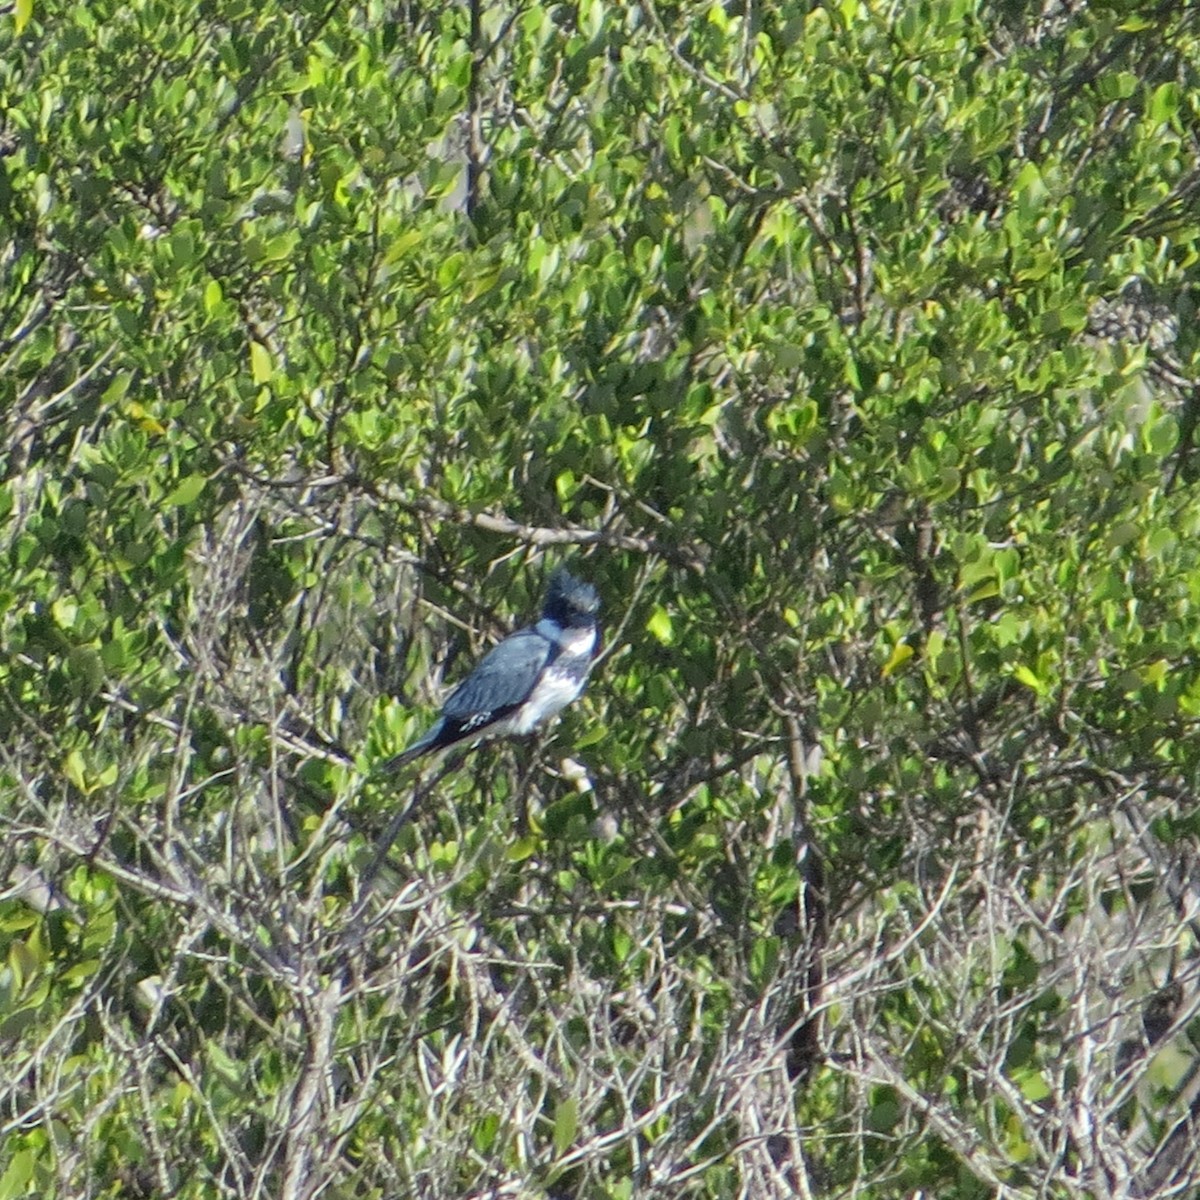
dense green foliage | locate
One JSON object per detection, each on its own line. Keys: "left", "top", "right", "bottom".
{"left": 2, "top": 0, "right": 1200, "bottom": 1196}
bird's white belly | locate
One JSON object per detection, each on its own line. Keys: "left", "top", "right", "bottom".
{"left": 505, "top": 670, "right": 585, "bottom": 734}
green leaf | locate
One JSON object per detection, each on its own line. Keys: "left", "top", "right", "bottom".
{"left": 63, "top": 750, "right": 87, "bottom": 792}
{"left": 1097, "top": 71, "right": 1137, "bottom": 101}
{"left": 0, "top": 1148, "right": 35, "bottom": 1200}
{"left": 14, "top": 0, "right": 32, "bottom": 34}
{"left": 1141, "top": 659, "right": 1168, "bottom": 687}
{"left": 1013, "top": 1067, "right": 1051, "bottom": 1103}
{"left": 262, "top": 230, "right": 300, "bottom": 261}
{"left": 646, "top": 606, "right": 673, "bottom": 645}
{"left": 163, "top": 475, "right": 207, "bottom": 507}
{"left": 1106, "top": 521, "right": 1139, "bottom": 550}
{"left": 749, "top": 936, "right": 781, "bottom": 991}
{"left": 553, "top": 1097, "right": 578, "bottom": 1156}
{"left": 51, "top": 596, "right": 78, "bottom": 630}
{"left": 506, "top": 837, "right": 538, "bottom": 862}
{"left": 250, "top": 341, "right": 273, "bottom": 383}
{"left": 1145, "top": 414, "right": 1178, "bottom": 457}
{"left": 1012, "top": 664, "right": 1043, "bottom": 694}
{"left": 472, "top": 1113, "right": 500, "bottom": 1154}
{"left": 383, "top": 228, "right": 423, "bottom": 263}
{"left": 1148, "top": 82, "right": 1180, "bottom": 124}
{"left": 882, "top": 641, "right": 914, "bottom": 677}
{"left": 555, "top": 469, "right": 578, "bottom": 505}
{"left": 59, "top": 958, "right": 102, "bottom": 987}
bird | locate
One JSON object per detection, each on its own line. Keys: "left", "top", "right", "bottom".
{"left": 382, "top": 567, "right": 601, "bottom": 770}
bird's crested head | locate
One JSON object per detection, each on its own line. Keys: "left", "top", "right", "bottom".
{"left": 543, "top": 567, "right": 600, "bottom": 629}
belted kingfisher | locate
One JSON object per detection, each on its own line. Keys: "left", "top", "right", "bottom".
{"left": 383, "top": 567, "right": 601, "bottom": 769}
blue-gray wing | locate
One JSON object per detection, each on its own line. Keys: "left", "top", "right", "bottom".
{"left": 442, "top": 627, "right": 552, "bottom": 723}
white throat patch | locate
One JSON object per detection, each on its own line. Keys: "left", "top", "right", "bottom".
{"left": 535, "top": 619, "right": 597, "bottom": 658}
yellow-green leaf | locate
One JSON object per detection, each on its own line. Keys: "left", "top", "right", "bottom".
{"left": 882, "top": 641, "right": 914, "bottom": 677}
{"left": 64, "top": 749, "right": 87, "bottom": 792}
{"left": 1141, "top": 659, "right": 1168, "bottom": 687}
{"left": 250, "top": 341, "right": 273, "bottom": 383}
{"left": 1013, "top": 664, "right": 1042, "bottom": 694}
{"left": 506, "top": 837, "right": 538, "bottom": 862}
{"left": 646, "top": 606, "right": 673, "bottom": 645}
{"left": 126, "top": 401, "right": 167, "bottom": 436}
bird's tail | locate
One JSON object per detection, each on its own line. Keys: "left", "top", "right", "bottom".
{"left": 375, "top": 722, "right": 440, "bottom": 774}
{"left": 376, "top": 747, "right": 420, "bottom": 774}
